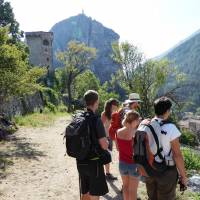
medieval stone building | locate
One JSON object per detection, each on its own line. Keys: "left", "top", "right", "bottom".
{"left": 25, "top": 31, "right": 54, "bottom": 71}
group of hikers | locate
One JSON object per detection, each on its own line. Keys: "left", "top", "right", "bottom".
{"left": 65, "top": 90, "right": 187, "bottom": 200}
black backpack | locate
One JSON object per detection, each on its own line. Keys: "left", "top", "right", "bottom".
{"left": 64, "top": 111, "right": 95, "bottom": 160}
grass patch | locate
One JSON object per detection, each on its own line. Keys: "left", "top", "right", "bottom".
{"left": 176, "top": 190, "right": 200, "bottom": 200}
{"left": 0, "top": 157, "right": 14, "bottom": 173}
{"left": 14, "top": 111, "right": 70, "bottom": 127}
{"left": 181, "top": 147, "right": 200, "bottom": 171}
{"left": 137, "top": 182, "right": 200, "bottom": 200}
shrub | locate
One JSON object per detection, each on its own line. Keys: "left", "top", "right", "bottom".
{"left": 46, "top": 102, "right": 57, "bottom": 113}
{"left": 57, "top": 104, "right": 68, "bottom": 112}
{"left": 182, "top": 147, "right": 200, "bottom": 171}
{"left": 180, "top": 129, "right": 199, "bottom": 147}
{"left": 41, "top": 88, "right": 60, "bottom": 106}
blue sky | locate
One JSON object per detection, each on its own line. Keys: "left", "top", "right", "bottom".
{"left": 8, "top": 0, "right": 200, "bottom": 58}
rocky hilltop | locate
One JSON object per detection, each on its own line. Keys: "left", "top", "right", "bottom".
{"left": 160, "top": 30, "right": 200, "bottom": 111}
{"left": 50, "top": 14, "right": 120, "bottom": 82}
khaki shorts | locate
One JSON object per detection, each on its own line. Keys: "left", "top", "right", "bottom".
{"left": 145, "top": 166, "right": 178, "bottom": 200}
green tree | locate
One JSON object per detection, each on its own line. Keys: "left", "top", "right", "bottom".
{"left": 0, "top": 0, "right": 23, "bottom": 42}
{"left": 112, "top": 41, "right": 144, "bottom": 90}
{"left": 196, "top": 107, "right": 200, "bottom": 115}
{"left": 133, "top": 59, "right": 171, "bottom": 116}
{"left": 56, "top": 41, "right": 96, "bottom": 111}
{"left": 74, "top": 70, "right": 100, "bottom": 99}
{"left": 0, "top": 27, "right": 46, "bottom": 105}
{"left": 112, "top": 41, "right": 187, "bottom": 117}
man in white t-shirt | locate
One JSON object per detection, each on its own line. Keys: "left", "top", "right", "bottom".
{"left": 145, "top": 97, "right": 187, "bottom": 200}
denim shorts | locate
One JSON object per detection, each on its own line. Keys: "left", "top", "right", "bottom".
{"left": 119, "top": 161, "right": 140, "bottom": 178}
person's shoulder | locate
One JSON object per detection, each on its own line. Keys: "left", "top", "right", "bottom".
{"left": 101, "top": 112, "right": 107, "bottom": 120}
{"left": 101, "top": 111, "right": 105, "bottom": 117}
{"left": 111, "top": 110, "right": 120, "bottom": 118}
{"left": 113, "top": 109, "right": 121, "bottom": 114}
{"left": 162, "top": 123, "right": 181, "bottom": 138}
{"left": 163, "top": 123, "right": 178, "bottom": 130}
{"left": 117, "top": 127, "right": 125, "bottom": 134}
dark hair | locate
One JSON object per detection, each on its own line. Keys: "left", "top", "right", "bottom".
{"left": 104, "top": 98, "right": 119, "bottom": 120}
{"left": 84, "top": 90, "right": 99, "bottom": 106}
{"left": 154, "top": 97, "right": 172, "bottom": 116}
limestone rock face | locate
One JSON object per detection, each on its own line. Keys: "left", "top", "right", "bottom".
{"left": 159, "top": 29, "right": 200, "bottom": 111}
{"left": 0, "top": 92, "right": 44, "bottom": 117}
{"left": 50, "top": 14, "right": 120, "bottom": 82}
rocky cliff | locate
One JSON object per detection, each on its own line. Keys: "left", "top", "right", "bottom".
{"left": 50, "top": 14, "right": 120, "bottom": 82}
{"left": 160, "top": 30, "right": 200, "bottom": 111}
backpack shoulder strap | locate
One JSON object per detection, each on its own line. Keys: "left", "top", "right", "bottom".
{"left": 86, "top": 113, "right": 99, "bottom": 144}
{"left": 160, "top": 120, "right": 173, "bottom": 126}
{"left": 145, "top": 124, "right": 164, "bottom": 161}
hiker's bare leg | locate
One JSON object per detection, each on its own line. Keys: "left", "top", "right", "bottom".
{"left": 90, "top": 195, "right": 99, "bottom": 200}
{"left": 114, "top": 140, "right": 119, "bottom": 151}
{"left": 121, "top": 175, "right": 129, "bottom": 200}
{"left": 105, "top": 163, "right": 110, "bottom": 174}
{"left": 81, "top": 193, "right": 90, "bottom": 200}
{"left": 129, "top": 176, "right": 139, "bottom": 200}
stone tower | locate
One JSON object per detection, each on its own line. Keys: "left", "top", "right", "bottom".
{"left": 25, "top": 31, "right": 54, "bottom": 71}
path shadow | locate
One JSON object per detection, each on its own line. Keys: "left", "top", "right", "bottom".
{"left": 0, "top": 134, "right": 46, "bottom": 160}
{"left": 0, "top": 134, "right": 46, "bottom": 178}
{"left": 103, "top": 194, "right": 122, "bottom": 200}
{"left": 103, "top": 181, "right": 122, "bottom": 200}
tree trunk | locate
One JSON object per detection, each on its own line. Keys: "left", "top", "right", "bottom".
{"left": 67, "top": 81, "right": 72, "bottom": 112}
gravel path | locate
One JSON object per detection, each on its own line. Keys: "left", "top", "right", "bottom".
{"left": 0, "top": 117, "right": 147, "bottom": 200}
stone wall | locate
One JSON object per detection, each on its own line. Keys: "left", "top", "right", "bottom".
{"left": 189, "top": 121, "right": 200, "bottom": 132}
{"left": 25, "top": 31, "right": 54, "bottom": 72}
{"left": 0, "top": 92, "right": 44, "bottom": 118}
{"left": 189, "top": 120, "right": 200, "bottom": 140}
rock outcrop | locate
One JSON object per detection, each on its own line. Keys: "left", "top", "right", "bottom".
{"left": 159, "top": 29, "right": 200, "bottom": 111}
{"left": 50, "top": 14, "right": 120, "bottom": 82}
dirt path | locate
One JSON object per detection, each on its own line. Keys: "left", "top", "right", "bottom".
{"left": 0, "top": 117, "right": 147, "bottom": 200}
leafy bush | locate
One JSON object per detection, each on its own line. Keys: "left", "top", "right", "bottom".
{"left": 196, "top": 107, "right": 200, "bottom": 116}
{"left": 41, "top": 88, "right": 60, "bottom": 106}
{"left": 46, "top": 102, "right": 57, "bottom": 113}
{"left": 182, "top": 147, "right": 200, "bottom": 171}
{"left": 176, "top": 189, "right": 200, "bottom": 200}
{"left": 42, "top": 107, "right": 51, "bottom": 114}
{"left": 57, "top": 104, "right": 68, "bottom": 112}
{"left": 180, "top": 129, "right": 199, "bottom": 147}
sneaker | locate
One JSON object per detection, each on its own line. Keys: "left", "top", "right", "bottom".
{"left": 106, "top": 173, "right": 118, "bottom": 181}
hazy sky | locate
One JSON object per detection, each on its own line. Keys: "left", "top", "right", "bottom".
{"left": 8, "top": 0, "right": 200, "bottom": 58}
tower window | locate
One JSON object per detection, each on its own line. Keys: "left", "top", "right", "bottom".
{"left": 43, "top": 39, "right": 49, "bottom": 46}
{"left": 47, "top": 57, "right": 49, "bottom": 62}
